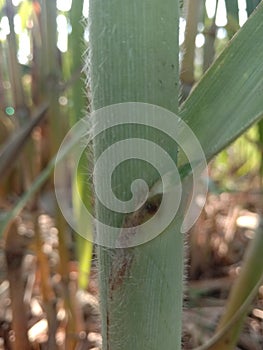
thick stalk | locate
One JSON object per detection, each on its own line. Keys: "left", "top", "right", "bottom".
{"left": 89, "top": 1, "right": 183, "bottom": 349}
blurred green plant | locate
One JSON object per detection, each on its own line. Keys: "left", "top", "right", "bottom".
{"left": 0, "top": 1, "right": 91, "bottom": 349}
{"left": 182, "top": 0, "right": 263, "bottom": 190}
{"left": 89, "top": 0, "right": 263, "bottom": 349}
{"left": 0, "top": 1, "right": 263, "bottom": 349}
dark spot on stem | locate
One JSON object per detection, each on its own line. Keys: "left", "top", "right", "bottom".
{"left": 145, "top": 201, "right": 158, "bottom": 214}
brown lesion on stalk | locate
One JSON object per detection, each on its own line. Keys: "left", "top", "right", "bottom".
{"left": 108, "top": 193, "right": 162, "bottom": 292}
{"left": 106, "top": 194, "right": 162, "bottom": 346}
{"left": 117, "top": 193, "right": 162, "bottom": 247}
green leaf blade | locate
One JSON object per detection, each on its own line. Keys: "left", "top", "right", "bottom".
{"left": 180, "top": 2, "right": 263, "bottom": 164}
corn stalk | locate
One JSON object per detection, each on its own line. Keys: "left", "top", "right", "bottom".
{"left": 89, "top": 1, "right": 183, "bottom": 349}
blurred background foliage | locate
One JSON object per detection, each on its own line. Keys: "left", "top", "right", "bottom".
{"left": 0, "top": 0, "right": 261, "bottom": 210}
{"left": 179, "top": 0, "right": 262, "bottom": 191}
{"left": 0, "top": 0, "right": 262, "bottom": 349}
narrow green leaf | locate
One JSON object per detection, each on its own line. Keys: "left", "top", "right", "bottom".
{"left": 179, "top": 2, "right": 263, "bottom": 164}
{"left": 213, "top": 218, "right": 263, "bottom": 348}
{"left": 68, "top": 0, "right": 93, "bottom": 290}
{"left": 194, "top": 219, "right": 263, "bottom": 350}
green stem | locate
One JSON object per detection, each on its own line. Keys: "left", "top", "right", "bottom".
{"left": 89, "top": 1, "right": 182, "bottom": 349}
{"left": 68, "top": 0, "right": 93, "bottom": 290}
